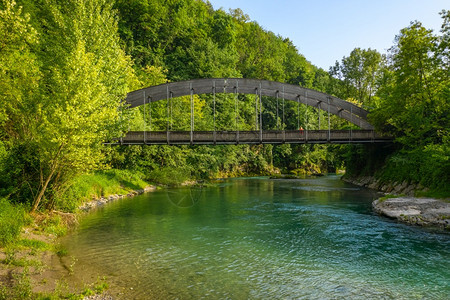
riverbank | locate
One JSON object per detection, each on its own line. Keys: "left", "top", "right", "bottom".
{"left": 341, "top": 175, "right": 428, "bottom": 196}
{"left": 78, "top": 186, "right": 156, "bottom": 212}
{"left": 342, "top": 175, "right": 450, "bottom": 229}
{"left": 0, "top": 185, "right": 156, "bottom": 299}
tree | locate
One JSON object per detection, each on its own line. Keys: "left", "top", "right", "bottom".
{"left": 330, "top": 48, "right": 382, "bottom": 107}
{"left": 0, "top": 0, "right": 41, "bottom": 201}
{"left": 360, "top": 14, "right": 449, "bottom": 191}
{"left": 0, "top": 0, "right": 40, "bottom": 141}
{"left": 1, "top": 0, "right": 136, "bottom": 212}
{"left": 372, "top": 20, "right": 448, "bottom": 147}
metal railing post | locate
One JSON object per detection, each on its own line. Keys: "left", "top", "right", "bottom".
{"left": 259, "top": 82, "right": 263, "bottom": 144}
{"left": 166, "top": 85, "right": 170, "bottom": 144}
{"left": 235, "top": 80, "right": 239, "bottom": 144}
{"left": 327, "top": 97, "right": 331, "bottom": 142}
{"left": 143, "top": 90, "right": 146, "bottom": 144}
{"left": 190, "top": 83, "right": 194, "bottom": 145}
{"left": 213, "top": 81, "right": 216, "bottom": 145}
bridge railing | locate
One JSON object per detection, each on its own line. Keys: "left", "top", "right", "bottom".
{"left": 108, "top": 130, "right": 392, "bottom": 145}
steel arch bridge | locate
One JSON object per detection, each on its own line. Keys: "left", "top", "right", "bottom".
{"left": 111, "top": 78, "right": 392, "bottom": 145}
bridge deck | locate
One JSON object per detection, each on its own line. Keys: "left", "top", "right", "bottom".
{"left": 108, "top": 130, "right": 392, "bottom": 145}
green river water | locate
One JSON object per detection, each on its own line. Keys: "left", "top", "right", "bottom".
{"left": 62, "top": 176, "right": 450, "bottom": 299}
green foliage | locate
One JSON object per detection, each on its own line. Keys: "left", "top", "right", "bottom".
{"left": 330, "top": 48, "right": 383, "bottom": 107}
{"left": 40, "top": 215, "right": 67, "bottom": 237}
{"left": 377, "top": 147, "right": 449, "bottom": 192}
{"left": 0, "top": 267, "right": 32, "bottom": 299}
{"left": 11, "top": 268, "right": 32, "bottom": 299}
{"left": 0, "top": 141, "right": 40, "bottom": 204}
{"left": 0, "top": 198, "right": 28, "bottom": 247}
{"left": 360, "top": 12, "right": 449, "bottom": 194}
{"left": 344, "top": 144, "right": 396, "bottom": 178}
{"left": 371, "top": 17, "right": 449, "bottom": 148}
{"left": 342, "top": 12, "right": 449, "bottom": 196}
{"left": 94, "top": 277, "right": 109, "bottom": 294}
{"left": 0, "top": 0, "right": 137, "bottom": 212}
{"left": 2, "top": 0, "right": 446, "bottom": 216}
{"left": 148, "top": 167, "right": 193, "bottom": 186}
{"left": 0, "top": 0, "right": 40, "bottom": 140}
{"left": 54, "top": 244, "right": 68, "bottom": 257}
{"left": 57, "top": 169, "right": 150, "bottom": 211}
{"left": 17, "top": 239, "right": 50, "bottom": 251}
{"left": 377, "top": 194, "right": 399, "bottom": 203}
{"left": 0, "top": 0, "right": 348, "bottom": 214}
{"left": 78, "top": 276, "right": 108, "bottom": 298}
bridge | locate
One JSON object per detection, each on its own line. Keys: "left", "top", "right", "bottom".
{"left": 110, "top": 78, "right": 392, "bottom": 145}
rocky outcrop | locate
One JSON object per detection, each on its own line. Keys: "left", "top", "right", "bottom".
{"left": 78, "top": 186, "right": 156, "bottom": 212}
{"left": 343, "top": 175, "right": 450, "bottom": 229}
{"left": 342, "top": 176, "right": 427, "bottom": 196}
{"left": 373, "top": 197, "right": 450, "bottom": 229}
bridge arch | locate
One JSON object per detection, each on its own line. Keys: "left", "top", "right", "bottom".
{"left": 126, "top": 78, "right": 373, "bottom": 130}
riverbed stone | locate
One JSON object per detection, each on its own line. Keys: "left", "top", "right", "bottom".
{"left": 403, "top": 184, "right": 416, "bottom": 196}
{"left": 373, "top": 197, "right": 450, "bottom": 229}
{"left": 78, "top": 186, "right": 155, "bottom": 211}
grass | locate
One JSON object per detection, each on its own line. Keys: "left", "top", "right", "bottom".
{"left": 17, "top": 239, "right": 51, "bottom": 251}
{"left": 41, "top": 215, "right": 68, "bottom": 237}
{"left": 80, "top": 277, "right": 109, "bottom": 297}
{"left": 377, "top": 194, "right": 400, "bottom": 203}
{"left": 0, "top": 169, "right": 138, "bottom": 299}
{"left": 54, "top": 244, "right": 68, "bottom": 257}
{"left": 0, "top": 248, "right": 110, "bottom": 300}
{"left": 0, "top": 268, "right": 32, "bottom": 300}
{"left": 0, "top": 198, "right": 30, "bottom": 247}
{"left": 415, "top": 189, "right": 450, "bottom": 200}
{"left": 1, "top": 276, "right": 110, "bottom": 300}
{"left": 58, "top": 169, "right": 151, "bottom": 211}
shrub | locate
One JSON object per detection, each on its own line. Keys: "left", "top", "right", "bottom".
{"left": 0, "top": 198, "right": 28, "bottom": 247}
{"left": 147, "top": 167, "right": 191, "bottom": 186}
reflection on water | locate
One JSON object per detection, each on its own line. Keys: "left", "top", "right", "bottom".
{"left": 62, "top": 175, "right": 450, "bottom": 299}
{"left": 165, "top": 187, "right": 204, "bottom": 208}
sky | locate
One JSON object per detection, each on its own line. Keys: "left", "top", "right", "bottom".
{"left": 208, "top": 0, "right": 448, "bottom": 70}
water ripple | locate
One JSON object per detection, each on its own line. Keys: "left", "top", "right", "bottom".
{"left": 62, "top": 177, "right": 450, "bottom": 299}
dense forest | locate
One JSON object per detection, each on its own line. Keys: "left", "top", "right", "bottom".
{"left": 0, "top": 0, "right": 449, "bottom": 240}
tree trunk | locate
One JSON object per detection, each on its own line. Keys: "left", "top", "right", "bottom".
{"left": 31, "top": 166, "right": 56, "bottom": 213}
{"left": 30, "top": 144, "right": 64, "bottom": 213}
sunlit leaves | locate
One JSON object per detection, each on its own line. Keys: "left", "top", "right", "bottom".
{"left": 0, "top": 0, "right": 40, "bottom": 139}
{"left": 0, "top": 0, "right": 137, "bottom": 210}
{"left": 330, "top": 48, "right": 382, "bottom": 107}
{"left": 372, "top": 18, "right": 449, "bottom": 148}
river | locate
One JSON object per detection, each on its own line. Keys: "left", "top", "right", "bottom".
{"left": 61, "top": 176, "right": 450, "bottom": 299}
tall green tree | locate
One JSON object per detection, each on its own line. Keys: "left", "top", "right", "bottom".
{"left": 29, "top": 0, "right": 136, "bottom": 212}
{"left": 0, "top": 0, "right": 41, "bottom": 201}
{"left": 330, "top": 48, "right": 382, "bottom": 107}
{"left": 372, "top": 19, "right": 449, "bottom": 147}
{"left": 1, "top": 0, "right": 136, "bottom": 211}
{"left": 351, "top": 12, "right": 450, "bottom": 191}
{"left": 0, "top": 0, "right": 40, "bottom": 141}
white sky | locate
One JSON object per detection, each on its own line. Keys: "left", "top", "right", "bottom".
{"left": 208, "top": 0, "right": 448, "bottom": 70}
